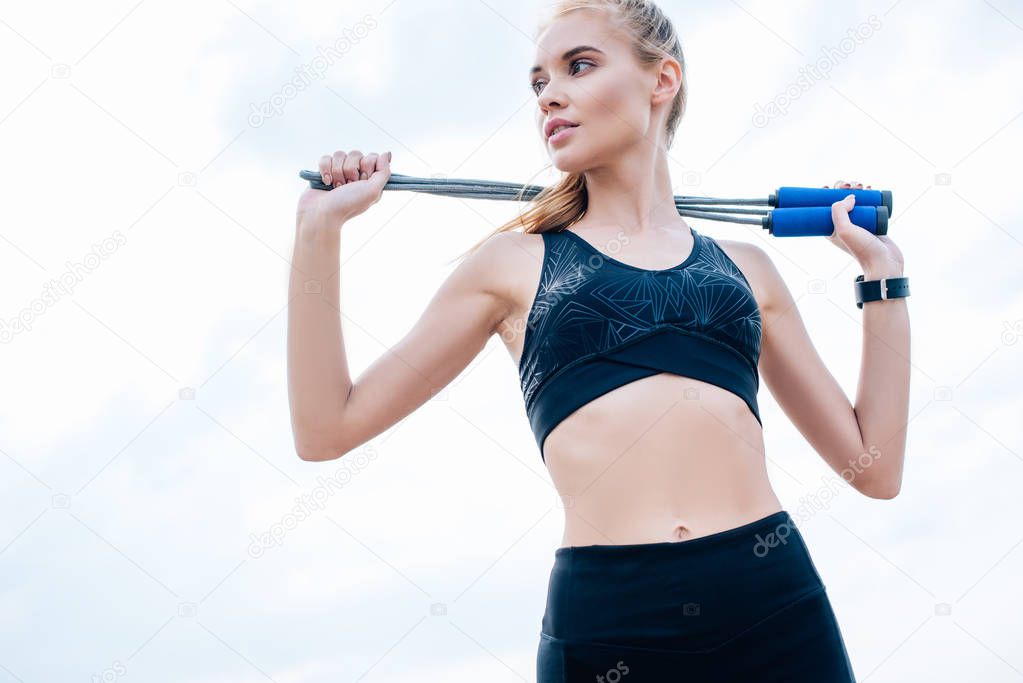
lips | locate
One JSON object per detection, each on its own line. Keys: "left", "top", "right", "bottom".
{"left": 545, "top": 118, "right": 579, "bottom": 139}
{"left": 548, "top": 124, "right": 578, "bottom": 139}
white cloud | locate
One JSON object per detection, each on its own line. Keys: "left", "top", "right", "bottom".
{"left": 1, "top": 0, "right": 1021, "bottom": 680}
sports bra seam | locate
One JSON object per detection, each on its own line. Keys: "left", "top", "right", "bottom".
{"left": 560, "top": 225, "right": 703, "bottom": 273}
{"left": 517, "top": 231, "right": 550, "bottom": 376}
{"left": 703, "top": 236, "right": 762, "bottom": 321}
{"left": 524, "top": 324, "right": 758, "bottom": 410}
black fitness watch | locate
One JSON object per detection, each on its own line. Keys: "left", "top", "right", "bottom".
{"left": 854, "top": 274, "right": 910, "bottom": 309}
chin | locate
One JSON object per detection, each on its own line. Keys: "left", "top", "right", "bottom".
{"left": 548, "top": 150, "right": 592, "bottom": 175}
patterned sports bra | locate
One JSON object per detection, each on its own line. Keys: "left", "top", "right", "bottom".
{"left": 518, "top": 225, "right": 763, "bottom": 462}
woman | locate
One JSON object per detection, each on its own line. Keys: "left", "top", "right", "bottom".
{"left": 288, "top": 1, "right": 910, "bottom": 680}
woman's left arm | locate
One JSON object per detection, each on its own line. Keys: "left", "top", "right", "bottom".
{"left": 753, "top": 180, "right": 910, "bottom": 499}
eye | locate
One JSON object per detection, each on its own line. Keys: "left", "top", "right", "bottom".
{"left": 531, "top": 59, "right": 594, "bottom": 95}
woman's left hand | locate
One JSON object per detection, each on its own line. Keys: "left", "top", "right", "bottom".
{"left": 825, "top": 179, "right": 905, "bottom": 278}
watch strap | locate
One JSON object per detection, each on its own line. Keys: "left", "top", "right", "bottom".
{"left": 855, "top": 274, "right": 910, "bottom": 309}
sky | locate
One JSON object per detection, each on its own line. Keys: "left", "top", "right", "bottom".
{"left": 1, "top": 0, "right": 1022, "bottom": 681}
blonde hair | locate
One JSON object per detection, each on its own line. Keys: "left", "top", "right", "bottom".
{"left": 453, "top": 0, "right": 687, "bottom": 264}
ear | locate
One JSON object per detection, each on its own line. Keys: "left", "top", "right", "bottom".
{"left": 651, "top": 56, "right": 682, "bottom": 106}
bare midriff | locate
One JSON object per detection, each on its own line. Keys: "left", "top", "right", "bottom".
{"left": 541, "top": 372, "right": 783, "bottom": 549}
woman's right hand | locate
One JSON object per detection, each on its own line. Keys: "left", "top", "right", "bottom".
{"left": 296, "top": 149, "right": 392, "bottom": 230}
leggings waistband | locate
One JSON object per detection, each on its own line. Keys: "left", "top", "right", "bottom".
{"left": 555, "top": 509, "right": 794, "bottom": 559}
{"left": 541, "top": 509, "right": 826, "bottom": 652}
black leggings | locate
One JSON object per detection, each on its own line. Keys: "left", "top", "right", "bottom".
{"left": 537, "top": 510, "right": 856, "bottom": 682}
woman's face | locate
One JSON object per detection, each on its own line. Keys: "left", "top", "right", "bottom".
{"left": 530, "top": 10, "right": 663, "bottom": 173}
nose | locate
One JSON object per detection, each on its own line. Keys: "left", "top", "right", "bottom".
{"left": 537, "top": 78, "right": 568, "bottom": 114}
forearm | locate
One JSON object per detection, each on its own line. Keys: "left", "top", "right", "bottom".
{"left": 287, "top": 216, "right": 352, "bottom": 459}
{"left": 853, "top": 265, "right": 911, "bottom": 497}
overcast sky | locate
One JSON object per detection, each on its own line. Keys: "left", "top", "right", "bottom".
{"left": 1, "top": 0, "right": 1021, "bottom": 681}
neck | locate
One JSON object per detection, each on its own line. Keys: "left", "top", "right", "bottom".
{"left": 579, "top": 146, "right": 683, "bottom": 234}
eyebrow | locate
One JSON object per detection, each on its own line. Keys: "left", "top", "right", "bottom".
{"left": 530, "top": 45, "right": 605, "bottom": 77}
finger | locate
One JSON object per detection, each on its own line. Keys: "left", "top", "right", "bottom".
{"left": 331, "top": 151, "right": 347, "bottom": 187}
{"left": 368, "top": 151, "right": 392, "bottom": 194}
{"left": 830, "top": 194, "right": 856, "bottom": 231}
{"left": 833, "top": 180, "right": 845, "bottom": 188}
{"left": 831, "top": 194, "right": 875, "bottom": 254}
{"left": 343, "top": 150, "right": 364, "bottom": 183}
{"left": 378, "top": 150, "right": 392, "bottom": 178}
{"left": 360, "top": 153, "right": 378, "bottom": 181}
{"left": 318, "top": 155, "right": 333, "bottom": 185}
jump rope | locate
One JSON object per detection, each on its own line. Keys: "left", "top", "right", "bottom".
{"left": 299, "top": 170, "right": 892, "bottom": 237}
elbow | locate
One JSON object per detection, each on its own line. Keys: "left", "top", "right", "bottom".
{"left": 293, "top": 427, "right": 349, "bottom": 462}
{"left": 861, "top": 478, "right": 902, "bottom": 500}
{"left": 291, "top": 392, "right": 352, "bottom": 462}
{"left": 850, "top": 446, "right": 904, "bottom": 499}
{"left": 291, "top": 407, "right": 351, "bottom": 462}
{"left": 296, "top": 442, "right": 344, "bottom": 462}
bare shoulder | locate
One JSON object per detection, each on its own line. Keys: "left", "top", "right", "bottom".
{"left": 462, "top": 229, "right": 543, "bottom": 286}
{"left": 470, "top": 228, "right": 543, "bottom": 265}
{"left": 456, "top": 229, "right": 545, "bottom": 326}
{"left": 710, "top": 236, "right": 785, "bottom": 314}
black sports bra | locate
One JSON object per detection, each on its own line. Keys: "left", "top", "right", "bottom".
{"left": 518, "top": 225, "right": 763, "bottom": 462}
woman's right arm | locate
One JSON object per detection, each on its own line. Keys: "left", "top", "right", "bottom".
{"left": 287, "top": 150, "right": 513, "bottom": 461}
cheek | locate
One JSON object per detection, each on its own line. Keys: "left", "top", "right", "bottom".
{"left": 581, "top": 77, "right": 650, "bottom": 144}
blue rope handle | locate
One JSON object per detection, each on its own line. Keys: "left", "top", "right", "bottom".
{"left": 297, "top": 170, "right": 891, "bottom": 235}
